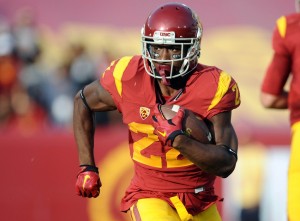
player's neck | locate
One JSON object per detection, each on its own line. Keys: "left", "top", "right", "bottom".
{"left": 158, "top": 80, "right": 179, "bottom": 97}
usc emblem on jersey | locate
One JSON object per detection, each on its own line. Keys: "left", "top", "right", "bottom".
{"left": 139, "top": 107, "right": 150, "bottom": 120}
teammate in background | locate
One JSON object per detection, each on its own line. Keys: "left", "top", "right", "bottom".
{"left": 260, "top": 1, "right": 300, "bottom": 220}
{"left": 73, "top": 3, "right": 241, "bottom": 221}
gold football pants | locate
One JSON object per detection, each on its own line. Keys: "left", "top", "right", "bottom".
{"left": 288, "top": 121, "right": 300, "bottom": 221}
{"left": 129, "top": 197, "right": 221, "bottom": 221}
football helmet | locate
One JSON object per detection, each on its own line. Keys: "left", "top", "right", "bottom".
{"left": 141, "top": 3, "right": 203, "bottom": 83}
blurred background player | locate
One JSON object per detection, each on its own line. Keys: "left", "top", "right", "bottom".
{"left": 74, "top": 3, "right": 241, "bottom": 221}
{"left": 260, "top": 0, "right": 300, "bottom": 220}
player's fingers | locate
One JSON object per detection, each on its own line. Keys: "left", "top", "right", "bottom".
{"left": 87, "top": 192, "right": 92, "bottom": 198}
{"left": 155, "top": 112, "right": 166, "bottom": 122}
{"left": 92, "top": 189, "right": 100, "bottom": 198}
{"left": 154, "top": 104, "right": 167, "bottom": 119}
{"left": 177, "top": 108, "right": 185, "bottom": 118}
{"left": 173, "top": 108, "right": 185, "bottom": 125}
{"left": 83, "top": 190, "right": 89, "bottom": 197}
{"left": 152, "top": 112, "right": 166, "bottom": 124}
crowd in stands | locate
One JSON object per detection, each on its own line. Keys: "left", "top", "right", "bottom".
{"left": 0, "top": 8, "right": 121, "bottom": 133}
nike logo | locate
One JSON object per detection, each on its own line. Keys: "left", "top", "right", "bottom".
{"left": 82, "top": 175, "right": 90, "bottom": 190}
{"left": 157, "top": 130, "right": 166, "bottom": 137}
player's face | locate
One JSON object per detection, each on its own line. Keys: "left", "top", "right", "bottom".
{"left": 149, "top": 44, "right": 184, "bottom": 68}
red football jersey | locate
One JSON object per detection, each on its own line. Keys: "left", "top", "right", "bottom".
{"left": 261, "top": 13, "right": 300, "bottom": 125}
{"left": 100, "top": 55, "right": 241, "bottom": 215}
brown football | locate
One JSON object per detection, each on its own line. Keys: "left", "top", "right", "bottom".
{"left": 159, "top": 104, "right": 212, "bottom": 144}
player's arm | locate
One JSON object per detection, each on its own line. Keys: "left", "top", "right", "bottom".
{"left": 73, "top": 80, "right": 117, "bottom": 165}
{"left": 260, "top": 17, "right": 290, "bottom": 109}
{"left": 172, "top": 111, "right": 238, "bottom": 178}
{"left": 260, "top": 52, "right": 290, "bottom": 109}
{"left": 73, "top": 79, "right": 117, "bottom": 197}
{"left": 153, "top": 105, "right": 238, "bottom": 178}
{"left": 260, "top": 91, "right": 288, "bottom": 109}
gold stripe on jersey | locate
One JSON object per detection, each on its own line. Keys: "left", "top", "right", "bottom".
{"left": 113, "top": 56, "right": 133, "bottom": 96}
{"left": 208, "top": 71, "right": 231, "bottom": 111}
{"left": 276, "top": 16, "right": 287, "bottom": 38}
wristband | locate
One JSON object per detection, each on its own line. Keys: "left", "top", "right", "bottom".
{"left": 79, "top": 165, "right": 99, "bottom": 173}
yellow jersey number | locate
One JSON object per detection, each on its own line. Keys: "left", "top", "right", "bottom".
{"left": 232, "top": 83, "right": 241, "bottom": 106}
{"left": 128, "top": 122, "right": 193, "bottom": 168}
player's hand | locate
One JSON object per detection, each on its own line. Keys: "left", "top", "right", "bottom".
{"left": 152, "top": 104, "right": 186, "bottom": 146}
{"left": 75, "top": 165, "right": 101, "bottom": 198}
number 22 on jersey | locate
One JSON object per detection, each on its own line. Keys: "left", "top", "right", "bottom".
{"left": 128, "top": 122, "right": 193, "bottom": 169}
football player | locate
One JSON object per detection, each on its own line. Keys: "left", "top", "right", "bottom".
{"left": 74, "top": 3, "right": 241, "bottom": 221}
{"left": 260, "top": 1, "right": 300, "bottom": 220}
